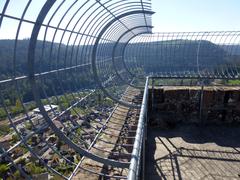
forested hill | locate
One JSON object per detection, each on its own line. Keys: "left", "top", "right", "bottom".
{"left": 0, "top": 39, "right": 239, "bottom": 79}
{"left": 221, "top": 45, "right": 240, "bottom": 56}
{"left": 0, "top": 39, "right": 94, "bottom": 103}
{"left": 0, "top": 39, "right": 93, "bottom": 80}
{"left": 125, "top": 39, "right": 240, "bottom": 73}
{"left": 0, "top": 39, "right": 240, "bottom": 103}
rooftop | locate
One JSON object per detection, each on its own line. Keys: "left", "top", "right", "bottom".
{"left": 146, "top": 124, "right": 240, "bottom": 179}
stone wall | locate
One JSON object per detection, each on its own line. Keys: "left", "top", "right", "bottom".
{"left": 149, "top": 86, "right": 240, "bottom": 128}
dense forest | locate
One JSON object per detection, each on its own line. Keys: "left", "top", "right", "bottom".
{"left": 1, "top": 39, "right": 239, "bottom": 79}
{"left": 0, "top": 40, "right": 96, "bottom": 121}
{"left": 0, "top": 39, "right": 240, "bottom": 106}
{"left": 0, "top": 39, "right": 94, "bottom": 80}
{"left": 125, "top": 39, "right": 240, "bottom": 74}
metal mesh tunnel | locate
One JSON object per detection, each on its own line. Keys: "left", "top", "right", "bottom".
{"left": 0, "top": 0, "right": 152, "bottom": 179}
{"left": 125, "top": 31, "right": 240, "bottom": 79}
{"left": 0, "top": 0, "right": 240, "bottom": 179}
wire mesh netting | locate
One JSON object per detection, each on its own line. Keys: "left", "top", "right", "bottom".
{"left": 125, "top": 32, "right": 240, "bottom": 79}
{"left": 0, "top": 0, "right": 151, "bottom": 179}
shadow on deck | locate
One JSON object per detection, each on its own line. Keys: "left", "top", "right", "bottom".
{"left": 146, "top": 125, "right": 240, "bottom": 180}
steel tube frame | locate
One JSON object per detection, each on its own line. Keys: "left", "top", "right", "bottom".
{"left": 128, "top": 76, "right": 149, "bottom": 180}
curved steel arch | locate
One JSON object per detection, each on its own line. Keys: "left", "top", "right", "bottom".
{"left": 92, "top": 10, "right": 154, "bottom": 108}
{"left": 27, "top": 0, "right": 138, "bottom": 169}
{"left": 111, "top": 26, "right": 153, "bottom": 89}
{"left": 0, "top": 0, "right": 153, "bottom": 179}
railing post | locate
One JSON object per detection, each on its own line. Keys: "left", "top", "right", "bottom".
{"left": 142, "top": 86, "right": 148, "bottom": 180}
{"left": 152, "top": 77, "right": 155, "bottom": 111}
{"left": 199, "top": 82, "right": 204, "bottom": 124}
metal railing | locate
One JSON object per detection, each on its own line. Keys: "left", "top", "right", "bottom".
{"left": 128, "top": 77, "right": 149, "bottom": 180}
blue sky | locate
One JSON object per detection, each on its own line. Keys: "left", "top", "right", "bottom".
{"left": 1, "top": 0, "right": 240, "bottom": 40}
{"left": 151, "top": 0, "right": 240, "bottom": 32}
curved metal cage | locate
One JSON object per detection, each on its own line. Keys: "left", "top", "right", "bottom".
{"left": 1, "top": 0, "right": 240, "bottom": 179}
{"left": 125, "top": 31, "right": 240, "bottom": 79}
{"left": 0, "top": 0, "right": 151, "bottom": 179}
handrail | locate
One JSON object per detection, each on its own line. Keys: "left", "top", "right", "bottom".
{"left": 128, "top": 76, "right": 149, "bottom": 180}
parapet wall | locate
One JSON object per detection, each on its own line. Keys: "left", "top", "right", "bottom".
{"left": 149, "top": 86, "right": 240, "bottom": 128}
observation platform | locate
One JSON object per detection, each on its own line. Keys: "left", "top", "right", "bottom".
{"left": 145, "top": 85, "right": 240, "bottom": 180}
{"left": 146, "top": 125, "right": 240, "bottom": 180}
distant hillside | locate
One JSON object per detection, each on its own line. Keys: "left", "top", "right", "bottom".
{"left": 0, "top": 39, "right": 240, "bottom": 103}
{"left": 0, "top": 39, "right": 239, "bottom": 78}
{"left": 0, "top": 39, "right": 93, "bottom": 80}
{"left": 0, "top": 39, "right": 94, "bottom": 103}
{"left": 125, "top": 39, "right": 232, "bottom": 73}
{"left": 221, "top": 45, "right": 240, "bottom": 56}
